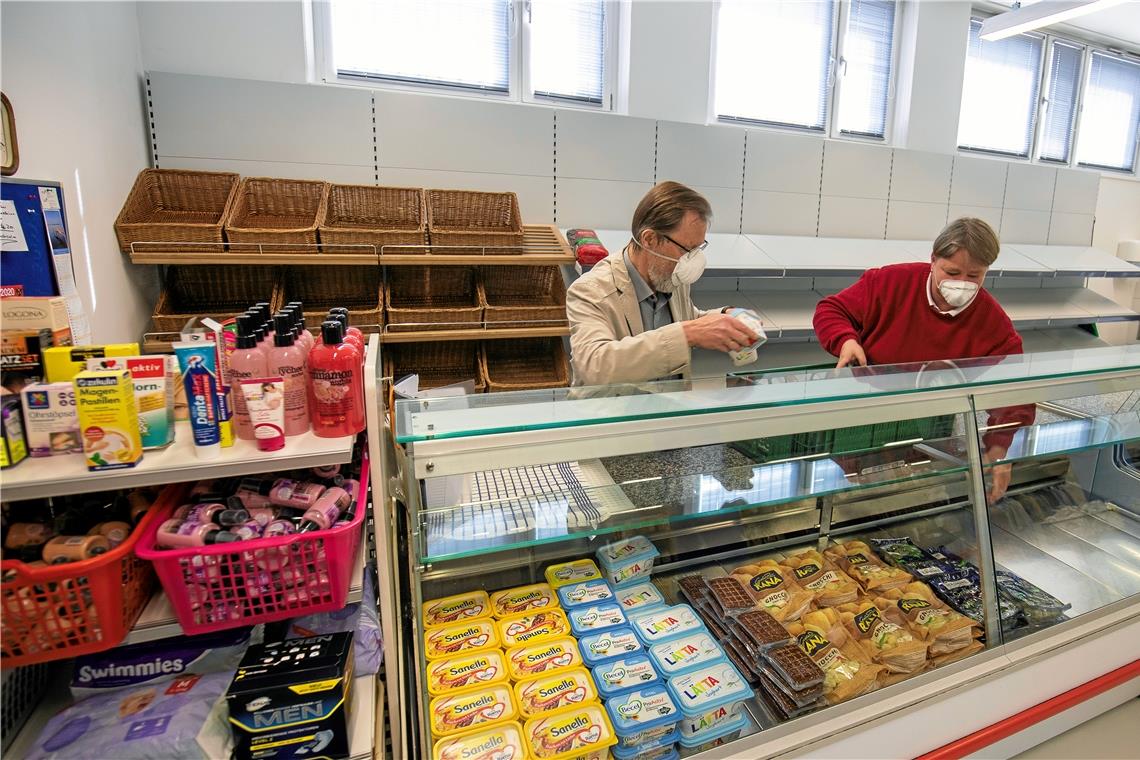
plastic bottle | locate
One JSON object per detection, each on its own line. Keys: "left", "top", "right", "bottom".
{"left": 329, "top": 308, "right": 365, "bottom": 342}
{"left": 298, "top": 487, "right": 351, "bottom": 532}
{"left": 154, "top": 519, "right": 239, "bottom": 549}
{"left": 267, "top": 314, "right": 310, "bottom": 436}
{"left": 229, "top": 325, "right": 269, "bottom": 440}
{"left": 307, "top": 321, "right": 365, "bottom": 437}
{"left": 42, "top": 535, "right": 111, "bottom": 563}
{"left": 327, "top": 312, "right": 365, "bottom": 354}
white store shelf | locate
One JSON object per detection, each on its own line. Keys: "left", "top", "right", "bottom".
{"left": 1008, "top": 244, "right": 1140, "bottom": 277}
{"left": 993, "top": 288, "right": 1140, "bottom": 328}
{"left": 746, "top": 234, "right": 929, "bottom": 274}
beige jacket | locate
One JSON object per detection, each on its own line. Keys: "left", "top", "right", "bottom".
{"left": 566, "top": 253, "right": 708, "bottom": 386}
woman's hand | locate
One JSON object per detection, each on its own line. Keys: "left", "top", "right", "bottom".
{"left": 983, "top": 447, "right": 1013, "bottom": 503}
{"left": 837, "top": 339, "right": 868, "bottom": 368}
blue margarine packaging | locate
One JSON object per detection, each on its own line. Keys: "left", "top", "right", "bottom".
{"left": 568, "top": 602, "right": 627, "bottom": 638}
{"left": 578, "top": 626, "right": 643, "bottom": 668}
{"left": 593, "top": 654, "right": 661, "bottom": 700}
{"left": 613, "top": 738, "right": 680, "bottom": 760}
{"left": 665, "top": 660, "right": 754, "bottom": 740}
{"left": 604, "top": 684, "right": 681, "bottom": 748}
{"left": 596, "top": 536, "right": 660, "bottom": 587}
{"left": 629, "top": 604, "right": 705, "bottom": 647}
{"left": 614, "top": 582, "right": 667, "bottom": 616}
{"left": 647, "top": 631, "right": 725, "bottom": 679}
{"left": 557, "top": 579, "right": 614, "bottom": 609}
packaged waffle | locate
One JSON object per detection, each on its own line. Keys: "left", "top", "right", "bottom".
{"left": 433, "top": 721, "right": 528, "bottom": 760}
{"left": 498, "top": 609, "right": 572, "bottom": 648}
{"left": 825, "top": 540, "right": 912, "bottom": 592}
{"left": 429, "top": 683, "right": 519, "bottom": 737}
{"left": 491, "top": 583, "right": 558, "bottom": 619}
{"left": 757, "top": 671, "right": 823, "bottom": 720}
{"left": 427, "top": 650, "right": 510, "bottom": 696}
{"left": 729, "top": 560, "right": 813, "bottom": 622}
{"left": 731, "top": 609, "right": 793, "bottom": 654}
{"left": 836, "top": 600, "right": 929, "bottom": 674}
{"left": 721, "top": 635, "right": 762, "bottom": 684}
{"left": 507, "top": 638, "right": 583, "bottom": 680}
{"left": 705, "top": 576, "right": 756, "bottom": 618}
{"left": 424, "top": 590, "right": 493, "bottom": 629}
{"left": 874, "top": 583, "right": 980, "bottom": 654}
{"left": 515, "top": 668, "right": 598, "bottom": 718}
{"left": 785, "top": 622, "right": 881, "bottom": 705}
{"left": 425, "top": 620, "right": 500, "bottom": 660}
{"left": 783, "top": 550, "right": 860, "bottom": 606}
{"left": 762, "top": 643, "right": 825, "bottom": 692}
{"left": 676, "top": 574, "right": 710, "bottom": 606}
{"left": 523, "top": 703, "right": 618, "bottom": 759}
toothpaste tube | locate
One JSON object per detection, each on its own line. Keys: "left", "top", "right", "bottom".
{"left": 173, "top": 342, "right": 221, "bottom": 460}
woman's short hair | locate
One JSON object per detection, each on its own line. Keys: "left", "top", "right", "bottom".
{"left": 631, "top": 181, "right": 712, "bottom": 242}
{"left": 933, "top": 217, "right": 1000, "bottom": 266}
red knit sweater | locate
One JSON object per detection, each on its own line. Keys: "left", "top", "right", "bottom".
{"left": 813, "top": 262, "right": 1033, "bottom": 451}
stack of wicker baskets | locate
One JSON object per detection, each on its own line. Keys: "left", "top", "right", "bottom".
{"left": 114, "top": 169, "right": 239, "bottom": 253}
{"left": 152, "top": 266, "right": 282, "bottom": 333}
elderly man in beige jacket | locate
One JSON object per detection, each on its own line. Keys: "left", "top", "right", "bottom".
{"left": 566, "top": 182, "right": 760, "bottom": 386}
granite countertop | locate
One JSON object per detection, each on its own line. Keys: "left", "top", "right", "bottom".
{"left": 600, "top": 444, "right": 760, "bottom": 514}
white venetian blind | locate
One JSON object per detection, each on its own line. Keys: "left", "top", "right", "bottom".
{"left": 529, "top": 0, "right": 606, "bottom": 105}
{"left": 836, "top": 0, "right": 896, "bottom": 138}
{"left": 1038, "top": 41, "right": 1084, "bottom": 163}
{"left": 1076, "top": 51, "right": 1140, "bottom": 171}
{"left": 330, "top": 0, "right": 510, "bottom": 93}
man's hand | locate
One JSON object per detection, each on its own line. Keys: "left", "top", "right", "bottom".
{"left": 983, "top": 447, "right": 1012, "bottom": 503}
{"left": 836, "top": 339, "right": 868, "bottom": 368}
{"left": 683, "top": 312, "right": 760, "bottom": 353}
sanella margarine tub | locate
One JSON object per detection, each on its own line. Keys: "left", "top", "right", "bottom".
{"left": 423, "top": 590, "right": 492, "bottom": 629}
{"left": 490, "top": 583, "right": 558, "bottom": 618}
{"left": 603, "top": 684, "right": 681, "bottom": 748}
{"left": 628, "top": 604, "right": 705, "bottom": 646}
{"left": 429, "top": 683, "right": 519, "bottom": 737}
{"left": 523, "top": 703, "right": 617, "bottom": 759}
{"left": 665, "top": 660, "right": 754, "bottom": 739}
{"left": 427, "top": 649, "right": 510, "bottom": 696}
{"left": 425, "top": 620, "right": 500, "bottom": 660}
{"left": 578, "top": 626, "right": 643, "bottom": 667}
{"left": 592, "top": 654, "right": 661, "bottom": 699}
{"left": 596, "top": 536, "right": 660, "bottom": 587}
{"left": 506, "top": 637, "right": 583, "bottom": 681}
{"left": 647, "top": 631, "right": 725, "bottom": 679}
{"left": 497, "top": 608, "right": 571, "bottom": 648}
{"left": 515, "top": 667, "right": 599, "bottom": 718}
{"left": 432, "top": 720, "right": 527, "bottom": 760}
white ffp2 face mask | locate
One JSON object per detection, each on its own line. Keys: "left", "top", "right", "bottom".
{"left": 636, "top": 240, "right": 707, "bottom": 292}
{"left": 937, "top": 278, "right": 980, "bottom": 309}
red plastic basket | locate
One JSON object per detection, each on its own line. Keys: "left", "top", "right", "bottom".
{"left": 0, "top": 506, "right": 160, "bottom": 666}
{"left": 136, "top": 456, "right": 368, "bottom": 636}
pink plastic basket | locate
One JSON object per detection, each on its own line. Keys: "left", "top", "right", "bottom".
{"left": 136, "top": 454, "right": 368, "bottom": 636}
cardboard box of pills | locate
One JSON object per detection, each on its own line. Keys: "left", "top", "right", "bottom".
{"left": 20, "top": 382, "right": 81, "bottom": 456}
{"left": 86, "top": 356, "right": 176, "bottom": 450}
{"left": 74, "top": 369, "right": 143, "bottom": 471}
{"left": 44, "top": 344, "right": 140, "bottom": 384}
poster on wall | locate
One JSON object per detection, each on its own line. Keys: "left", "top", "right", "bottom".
{"left": 0, "top": 198, "right": 28, "bottom": 251}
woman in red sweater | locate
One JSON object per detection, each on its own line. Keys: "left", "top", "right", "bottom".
{"left": 813, "top": 217, "right": 1034, "bottom": 501}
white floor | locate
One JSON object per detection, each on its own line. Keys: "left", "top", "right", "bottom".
{"left": 1014, "top": 698, "right": 1140, "bottom": 759}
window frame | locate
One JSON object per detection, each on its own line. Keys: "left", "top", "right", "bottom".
{"left": 1074, "top": 46, "right": 1140, "bottom": 174}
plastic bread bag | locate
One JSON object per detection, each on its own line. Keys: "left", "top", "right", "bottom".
{"left": 994, "top": 571, "right": 1070, "bottom": 625}
{"left": 874, "top": 584, "right": 980, "bottom": 654}
{"left": 930, "top": 639, "right": 985, "bottom": 668}
{"left": 781, "top": 550, "right": 860, "bottom": 607}
{"left": 835, "top": 600, "right": 928, "bottom": 674}
{"left": 825, "top": 540, "right": 912, "bottom": 593}
{"left": 728, "top": 559, "right": 814, "bottom": 622}
{"left": 785, "top": 621, "right": 881, "bottom": 705}
{"left": 869, "top": 537, "right": 957, "bottom": 580}
{"left": 287, "top": 570, "right": 383, "bottom": 675}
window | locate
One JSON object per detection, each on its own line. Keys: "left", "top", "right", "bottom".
{"left": 1075, "top": 51, "right": 1140, "bottom": 172}
{"left": 714, "top": 0, "right": 898, "bottom": 139}
{"left": 1038, "top": 41, "right": 1083, "bottom": 163}
{"left": 958, "top": 18, "right": 1044, "bottom": 157}
{"left": 324, "top": 1, "right": 614, "bottom": 109}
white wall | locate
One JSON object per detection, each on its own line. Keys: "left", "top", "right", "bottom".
{"left": 1, "top": 0, "right": 157, "bottom": 345}
{"left": 627, "top": 1, "right": 716, "bottom": 123}
{"left": 1090, "top": 177, "right": 1140, "bottom": 344}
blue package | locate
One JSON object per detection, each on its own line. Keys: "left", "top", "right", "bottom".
{"left": 592, "top": 654, "right": 661, "bottom": 699}
{"left": 614, "top": 582, "right": 667, "bottom": 616}
{"left": 557, "top": 579, "right": 615, "bottom": 609}
{"left": 596, "top": 535, "right": 661, "bottom": 587}
{"left": 611, "top": 729, "right": 680, "bottom": 760}
{"left": 578, "top": 625, "right": 643, "bottom": 667}
{"left": 628, "top": 604, "right": 705, "bottom": 647}
{"left": 676, "top": 711, "right": 750, "bottom": 752}
{"left": 647, "top": 630, "right": 725, "bottom": 679}
{"left": 605, "top": 684, "right": 681, "bottom": 747}
{"left": 667, "top": 661, "right": 754, "bottom": 740}
{"left": 568, "top": 602, "right": 627, "bottom": 638}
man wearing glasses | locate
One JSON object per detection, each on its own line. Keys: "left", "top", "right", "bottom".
{"left": 566, "top": 181, "right": 761, "bottom": 386}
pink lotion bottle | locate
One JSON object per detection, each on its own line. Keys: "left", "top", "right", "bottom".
{"left": 268, "top": 314, "right": 309, "bottom": 436}
{"left": 229, "top": 318, "right": 268, "bottom": 440}
{"left": 286, "top": 303, "right": 315, "bottom": 354}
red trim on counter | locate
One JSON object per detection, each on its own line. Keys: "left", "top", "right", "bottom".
{"left": 917, "top": 659, "right": 1140, "bottom": 760}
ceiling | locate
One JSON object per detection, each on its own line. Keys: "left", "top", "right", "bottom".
{"left": 1064, "top": 2, "right": 1140, "bottom": 47}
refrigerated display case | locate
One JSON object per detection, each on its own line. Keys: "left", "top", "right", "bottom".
{"left": 372, "top": 345, "right": 1139, "bottom": 758}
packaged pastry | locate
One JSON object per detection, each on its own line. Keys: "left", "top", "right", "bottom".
{"left": 676, "top": 575, "right": 710, "bottom": 606}
{"left": 568, "top": 603, "right": 627, "bottom": 638}
{"left": 693, "top": 601, "right": 730, "bottom": 641}
{"left": 433, "top": 721, "right": 528, "bottom": 760}
{"left": 782, "top": 550, "right": 860, "bottom": 606}
{"left": 825, "top": 540, "right": 912, "bottom": 592}
{"left": 629, "top": 604, "right": 705, "bottom": 647}
{"left": 836, "top": 600, "right": 929, "bottom": 674}
{"left": 427, "top": 650, "right": 510, "bottom": 696}
{"left": 758, "top": 661, "right": 823, "bottom": 707}
{"left": 729, "top": 560, "right": 813, "bottom": 622}
{"left": 875, "top": 583, "right": 980, "bottom": 653}
{"left": 524, "top": 703, "right": 618, "bottom": 759}
{"left": 593, "top": 654, "right": 661, "bottom": 699}
{"left": 786, "top": 623, "right": 880, "bottom": 705}
{"left": 491, "top": 583, "right": 558, "bottom": 619}
{"left": 545, "top": 559, "right": 603, "bottom": 589}
{"left": 425, "top": 620, "right": 501, "bottom": 660}
{"left": 666, "top": 660, "right": 754, "bottom": 739}
{"left": 705, "top": 576, "right": 756, "bottom": 618}
{"left": 558, "top": 579, "right": 615, "bottom": 609}
{"left": 578, "top": 626, "right": 643, "bottom": 668}
{"left": 515, "top": 668, "right": 598, "bottom": 718}
{"left": 423, "top": 590, "right": 493, "bottom": 629}
{"left": 647, "top": 630, "right": 725, "bottom": 679}
{"left": 429, "top": 683, "right": 519, "bottom": 737}
{"left": 731, "top": 609, "right": 792, "bottom": 653}
{"left": 596, "top": 536, "right": 660, "bottom": 588}
{"left": 604, "top": 684, "right": 680, "bottom": 748}
{"left": 762, "top": 643, "right": 825, "bottom": 692}
{"left": 507, "top": 638, "right": 583, "bottom": 681}
{"left": 613, "top": 582, "right": 667, "bottom": 615}
{"left": 498, "top": 609, "right": 572, "bottom": 648}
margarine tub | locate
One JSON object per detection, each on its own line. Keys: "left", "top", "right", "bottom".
{"left": 676, "top": 711, "right": 751, "bottom": 757}
{"left": 568, "top": 603, "right": 627, "bottom": 638}
{"left": 425, "top": 620, "right": 501, "bottom": 660}
{"left": 491, "top": 583, "right": 558, "bottom": 619}
{"left": 596, "top": 536, "right": 660, "bottom": 587}
{"left": 427, "top": 650, "right": 510, "bottom": 696}
{"left": 498, "top": 609, "right": 572, "bottom": 648}
{"left": 423, "top": 590, "right": 493, "bottom": 629}
{"left": 429, "top": 683, "right": 519, "bottom": 737}
{"left": 592, "top": 654, "right": 661, "bottom": 699}
{"left": 523, "top": 703, "right": 617, "bottom": 760}
{"left": 614, "top": 582, "right": 667, "bottom": 615}
{"left": 507, "top": 637, "right": 582, "bottom": 681}
{"left": 557, "top": 579, "right": 614, "bottom": 609}
{"left": 628, "top": 604, "right": 705, "bottom": 647}
{"left": 433, "top": 720, "right": 528, "bottom": 760}
{"left": 604, "top": 684, "right": 681, "bottom": 748}
{"left": 545, "top": 558, "right": 603, "bottom": 589}
{"left": 578, "top": 626, "right": 643, "bottom": 668}
{"left": 613, "top": 739, "right": 680, "bottom": 760}
{"left": 647, "top": 631, "right": 725, "bottom": 679}
{"left": 515, "top": 667, "right": 599, "bottom": 718}
{"left": 664, "top": 660, "right": 753, "bottom": 740}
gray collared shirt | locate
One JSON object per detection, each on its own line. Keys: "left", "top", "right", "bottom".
{"left": 624, "top": 250, "right": 673, "bottom": 332}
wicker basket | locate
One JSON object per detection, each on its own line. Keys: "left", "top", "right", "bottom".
{"left": 319, "top": 185, "right": 428, "bottom": 255}
{"left": 152, "top": 266, "right": 282, "bottom": 332}
{"left": 225, "top": 177, "right": 329, "bottom": 253}
{"left": 384, "top": 341, "right": 485, "bottom": 392}
{"left": 480, "top": 266, "right": 567, "bottom": 328}
{"left": 114, "top": 169, "right": 239, "bottom": 253}
{"left": 385, "top": 267, "right": 482, "bottom": 332}
{"left": 426, "top": 189, "right": 524, "bottom": 256}
{"left": 282, "top": 265, "right": 384, "bottom": 334}
{"left": 481, "top": 337, "right": 570, "bottom": 392}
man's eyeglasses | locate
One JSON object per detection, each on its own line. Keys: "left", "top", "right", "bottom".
{"left": 659, "top": 233, "right": 709, "bottom": 257}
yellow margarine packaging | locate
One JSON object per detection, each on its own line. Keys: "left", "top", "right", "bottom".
{"left": 523, "top": 703, "right": 617, "bottom": 760}
{"left": 507, "top": 638, "right": 583, "bottom": 681}
{"left": 515, "top": 668, "right": 598, "bottom": 718}
{"left": 432, "top": 721, "right": 528, "bottom": 760}
{"left": 497, "top": 609, "right": 571, "bottom": 649}
{"left": 544, "top": 559, "right": 602, "bottom": 589}
{"left": 425, "top": 620, "right": 500, "bottom": 661}
{"left": 74, "top": 370, "right": 143, "bottom": 471}
{"left": 44, "top": 344, "right": 140, "bottom": 383}
{"left": 424, "top": 590, "right": 493, "bottom": 629}
{"left": 429, "top": 683, "right": 519, "bottom": 737}
{"left": 491, "top": 583, "right": 558, "bottom": 619}
{"left": 427, "top": 650, "right": 510, "bottom": 697}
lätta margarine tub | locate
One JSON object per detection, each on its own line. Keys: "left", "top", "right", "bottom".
{"left": 429, "top": 683, "right": 519, "bottom": 737}
{"left": 613, "top": 582, "right": 667, "bottom": 615}
{"left": 664, "top": 660, "right": 754, "bottom": 739}
{"left": 647, "top": 631, "right": 725, "bottom": 678}
{"left": 507, "top": 637, "right": 583, "bottom": 681}
{"left": 523, "top": 703, "right": 617, "bottom": 760}
{"left": 592, "top": 654, "right": 661, "bottom": 699}
{"left": 427, "top": 650, "right": 510, "bottom": 696}
{"left": 596, "top": 536, "right": 660, "bottom": 588}
{"left": 557, "top": 579, "right": 615, "bottom": 609}
{"left": 423, "top": 590, "right": 493, "bottom": 629}
{"left": 568, "top": 603, "right": 627, "bottom": 638}
{"left": 577, "top": 626, "right": 643, "bottom": 668}
{"left": 628, "top": 604, "right": 705, "bottom": 646}
{"left": 491, "top": 583, "right": 558, "bottom": 619}
{"left": 604, "top": 684, "right": 680, "bottom": 748}
{"left": 498, "top": 609, "right": 571, "bottom": 648}
{"left": 432, "top": 721, "right": 527, "bottom": 760}
{"left": 515, "top": 667, "right": 599, "bottom": 718}
{"left": 545, "top": 559, "right": 603, "bottom": 589}
{"left": 425, "top": 620, "right": 500, "bottom": 660}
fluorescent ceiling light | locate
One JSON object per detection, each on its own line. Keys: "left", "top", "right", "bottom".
{"left": 980, "top": 0, "right": 1128, "bottom": 41}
